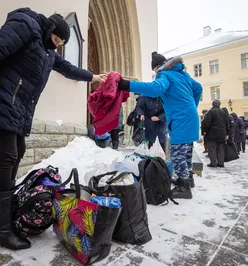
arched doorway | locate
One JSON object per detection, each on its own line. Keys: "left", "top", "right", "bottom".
{"left": 87, "top": 22, "right": 99, "bottom": 125}
{"left": 87, "top": 0, "right": 141, "bottom": 125}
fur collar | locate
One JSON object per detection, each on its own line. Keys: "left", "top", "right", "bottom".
{"left": 157, "top": 56, "right": 183, "bottom": 72}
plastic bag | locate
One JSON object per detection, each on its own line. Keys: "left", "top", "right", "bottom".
{"left": 115, "top": 154, "right": 142, "bottom": 176}
{"left": 149, "top": 137, "right": 166, "bottom": 160}
{"left": 134, "top": 141, "right": 149, "bottom": 157}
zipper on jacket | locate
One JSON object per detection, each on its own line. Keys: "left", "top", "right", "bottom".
{"left": 12, "top": 78, "right": 22, "bottom": 104}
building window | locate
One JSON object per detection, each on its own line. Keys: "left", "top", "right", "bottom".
{"left": 57, "top": 12, "right": 84, "bottom": 68}
{"left": 194, "top": 64, "right": 202, "bottom": 77}
{"left": 210, "top": 86, "right": 220, "bottom": 101}
{"left": 241, "top": 53, "right": 248, "bottom": 69}
{"left": 243, "top": 82, "right": 248, "bottom": 97}
{"left": 209, "top": 60, "right": 219, "bottom": 74}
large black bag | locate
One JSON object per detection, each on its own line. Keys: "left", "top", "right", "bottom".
{"left": 126, "top": 110, "right": 136, "bottom": 126}
{"left": 224, "top": 142, "right": 239, "bottom": 162}
{"left": 88, "top": 171, "right": 152, "bottom": 245}
{"left": 138, "top": 157, "right": 178, "bottom": 206}
{"left": 132, "top": 121, "right": 145, "bottom": 143}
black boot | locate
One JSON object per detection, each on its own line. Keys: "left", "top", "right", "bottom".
{"left": 189, "top": 171, "right": 195, "bottom": 188}
{"left": 0, "top": 191, "right": 31, "bottom": 250}
{"left": 112, "top": 140, "right": 119, "bottom": 150}
{"left": 171, "top": 178, "right": 192, "bottom": 199}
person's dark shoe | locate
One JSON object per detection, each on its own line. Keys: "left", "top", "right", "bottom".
{"left": 112, "top": 140, "right": 119, "bottom": 150}
{"left": 203, "top": 151, "right": 208, "bottom": 153}
{"left": 242, "top": 150, "right": 245, "bottom": 153}
{"left": 0, "top": 191, "right": 31, "bottom": 250}
{"left": 189, "top": 171, "right": 195, "bottom": 188}
{"left": 171, "top": 178, "right": 192, "bottom": 199}
{"left": 207, "top": 164, "right": 217, "bottom": 168}
{"left": 217, "top": 164, "right": 225, "bottom": 168}
{"left": 205, "top": 155, "right": 209, "bottom": 158}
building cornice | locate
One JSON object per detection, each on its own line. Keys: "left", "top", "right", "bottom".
{"left": 181, "top": 37, "right": 248, "bottom": 59}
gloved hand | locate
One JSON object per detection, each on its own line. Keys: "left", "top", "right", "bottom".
{"left": 118, "top": 79, "right": 130, "bottom": 90}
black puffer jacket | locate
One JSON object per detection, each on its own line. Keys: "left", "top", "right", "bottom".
{"left": 202, "top": 107, "right": 229, "bottom": 142}
{"left": 0, "top": 8, "right": 93, "bottom": 136}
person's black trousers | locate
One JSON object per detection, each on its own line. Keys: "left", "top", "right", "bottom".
{"left": 208, "top": 140, "right": 225, "bottom": 166}
{"left": 0, "top": 130, "right": 26, "bottom": 191}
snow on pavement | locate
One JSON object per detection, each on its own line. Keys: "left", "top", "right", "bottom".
{"left": 1, "top": 137, "right": 248, "bottom": 266}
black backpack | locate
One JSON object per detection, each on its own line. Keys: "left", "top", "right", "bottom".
{"left": 138, "top": 157, "right": 178, "bottom": 206}
{"left": 12, "top": 165, "right": 71, "bottom": 237}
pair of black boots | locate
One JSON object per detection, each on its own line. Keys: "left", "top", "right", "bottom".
{"left": 0, "top": 191, "right": 31, "bottom": 250}
{"left": 171, "top": 171, "right": 195, "bottom": 199}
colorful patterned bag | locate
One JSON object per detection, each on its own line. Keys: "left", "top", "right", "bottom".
{"left": 12, "top": 165, "right": 68, "bottom": 237}
{"left": 52, "top": 168, "right": 121, "bottom": 265}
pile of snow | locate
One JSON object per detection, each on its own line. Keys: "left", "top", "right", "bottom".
{"left": 28, "top": 137, "right": 124, "bottom": 185}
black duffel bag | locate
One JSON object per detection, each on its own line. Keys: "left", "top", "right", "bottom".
{"left": 132, "top": 121, "right": 145, "bottom": 143}
{"left": 88, "top": 171, "right": 152, "bottom": 245}
{"left": 224, "top": 142, "right": 239, "bottom": 162}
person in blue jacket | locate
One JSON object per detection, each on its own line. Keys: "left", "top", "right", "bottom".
{"left": 0, "top": 8, "right": 106, "bottom": 250}
{"left": 118, "top": 52, "right": 203, "bottom": 200}
{"left": 136, "top": 96, "right": 166, "bottom": 150}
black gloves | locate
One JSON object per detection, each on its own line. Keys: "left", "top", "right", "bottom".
{"left": 118, "top": 79, "right": 130, "bottom": 91}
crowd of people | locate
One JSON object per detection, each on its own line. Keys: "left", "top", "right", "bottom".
{"left": 201, "top": 102, "right": 247, "bottom": 168}
{"left": 0, "top": 7, "right": 246, "bottom": 253}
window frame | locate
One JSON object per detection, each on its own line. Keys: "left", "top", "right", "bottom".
{"left": 57, "top": 12, "right": 84, "bottom": 68}
{"left": 243, "top": 81, "right": 248, "bottom": 97}
{"left": 209, "top": 59, "right": 219, "bottom": 74}
{"left": 241, "top": 53, "right": 248, "bottom": 69}
{"left": 194, "top": 64, "right": 202, "bottom": 77}
{"left": 210, "top": 86, "right": 220, "bottom": 101}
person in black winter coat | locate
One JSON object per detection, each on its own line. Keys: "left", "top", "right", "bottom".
{"left": 222, "top": 108, "right": 235, "bottom": 143}
{"left": 136, "top": 96, "right": 166, "bottom": 151}
{"left": 202, "top": 100, "right": 229, "bottom": 167}
{"left": 239, "top": 116, "right": 247, "bottom": 153}
{"left": 0, "top": 8, "right": 107, "bottom": 251}
{"left": 231, "top": 113, "right": 245, "bottom": 154}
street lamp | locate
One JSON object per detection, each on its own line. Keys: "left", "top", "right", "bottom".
{"left": 228, "top": 99, "right": 233, "bottom": 112}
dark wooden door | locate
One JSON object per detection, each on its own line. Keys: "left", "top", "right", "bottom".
{"left": 87, "top": 24, "right": 100, "bottom": 125}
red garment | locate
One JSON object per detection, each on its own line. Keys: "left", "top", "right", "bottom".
{"left": 87, "top": 72, "right": 129, "bottom": 136}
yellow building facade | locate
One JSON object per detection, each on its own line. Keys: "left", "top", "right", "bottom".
{"left": 163, "top": 27, "right": 248, "bottom": 118}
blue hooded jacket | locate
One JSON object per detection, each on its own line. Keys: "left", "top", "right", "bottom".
{"left": 130, "top": 57, "right": 202, "bottom": 145}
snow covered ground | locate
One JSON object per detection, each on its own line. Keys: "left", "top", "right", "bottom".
{"left": 1, "top": 137, "right": 248, "bottom": 266}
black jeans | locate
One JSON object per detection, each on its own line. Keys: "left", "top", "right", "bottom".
{"left": 208, "top": 140, "right": 225, "bottom": 166}
{"left": 0, "top": 130, "right": 26, "bottom": 191}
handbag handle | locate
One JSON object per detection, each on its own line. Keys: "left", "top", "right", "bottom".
{"left": 106, "top": 172, "right": 131, "bottom": 185}
{"left": 88, "top": 171, "right": 118, "bottom": 193}
{"left": 88, "top": 171, "right": 132, "bottom": 194}
{"left": 60, "top": 168, "right": 81, "bottom": 199}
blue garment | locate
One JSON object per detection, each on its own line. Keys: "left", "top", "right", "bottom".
{"left": 130, "top": 57, "right": 202, "bottom": 145}
{"left": 0, "top": 8, "right": 93, "bottom": 136}
{"left": 136, "top": 96, "right": 166, "bottom": 143}
{"left": 91, "top": 196, "right": 121, "bottom": 208}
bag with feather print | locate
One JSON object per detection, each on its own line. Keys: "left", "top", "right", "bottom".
{"left": 52, "top": 168, "right": 121, "bottom": 265}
